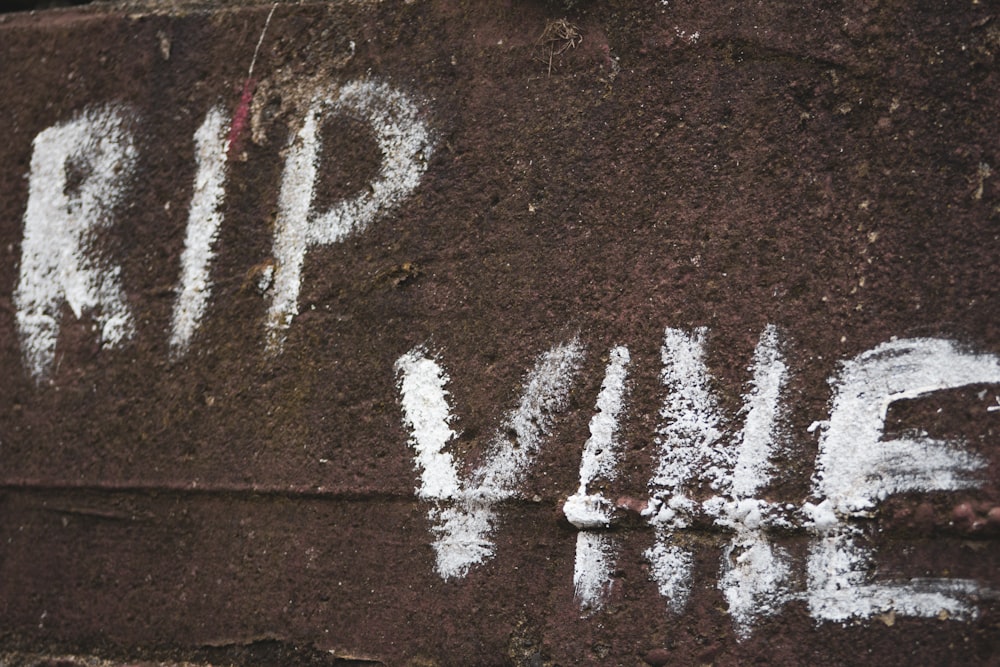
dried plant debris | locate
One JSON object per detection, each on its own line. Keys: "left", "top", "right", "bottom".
{"left": 536, "top": 18, "right": 583, "bottom": 75}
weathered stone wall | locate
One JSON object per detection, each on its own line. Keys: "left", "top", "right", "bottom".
{"left": 1, "top": 1, "right": 998, "bottom": 664}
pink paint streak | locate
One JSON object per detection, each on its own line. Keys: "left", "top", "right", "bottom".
{"left": 227, "top": 78, "right": 257, "bottom": 159}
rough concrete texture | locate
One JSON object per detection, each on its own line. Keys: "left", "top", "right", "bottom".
{"left": 0, "top": 0, "right": 998, "bottom": 665}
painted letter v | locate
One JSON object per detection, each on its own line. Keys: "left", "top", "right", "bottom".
{"left": 395, "top": 339, "right": 584, "bottom": 579}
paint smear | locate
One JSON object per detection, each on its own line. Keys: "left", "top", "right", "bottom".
{"left": 807, "top": 527, "right": 985, "bottom": 623}
{"left": 574, "top": 345, "right": 631, "bottom": 497}
{"left": 226, "top": 79, "right": 256, "bottom": 158}
{"left": 719, "top": 531, "right": 791, "bottom": 639}
{"left": 227, "top": 3, "right": 276, "bottom": 158}
{"left": 396, "top": 339, "right": 583, "bottom": 579}
{"left": 729, "top": 324, "right": 786, "bottom": 500}
{"left": 564, "top": 345, "right": 631, "bottom": 529}
{"left": 645, "top": 328, "right": 727, "bottom": 612}
{"left": 394, "top": 348, "right": 461, "bottom": 500}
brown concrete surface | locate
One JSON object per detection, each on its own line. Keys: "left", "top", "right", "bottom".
{"left": 1, "top": 0, "right": 998, "bottom": 664}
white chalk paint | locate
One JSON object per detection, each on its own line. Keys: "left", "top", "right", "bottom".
{"left": 719, "top": 532, "right": 791, "bottom": 639}
{"left": 15, "top": 106, "right": 138, "bottom": 380}
{"left": 806, "top": 528, "right": 985, "bottom": 623}
{"left": 257, "top": 317, "right": 1000, "bottom": 630}
{"left": 644, "top": 538, "right": 693, "bottom": 612}
{"left": 645, "top": 326, "right": 791, "bottom": 633}
{"left": 716, "top": 325, "right": 791, "bottom": 636}
{"left": 645, "top": 327, "right": 722, "bottom": 612}
{"left": 730, "top": 325, "right": 786, "bottom": 500}
{"left": 169, "top": 107, "right": 230, "bottom": 357}
{"left": 268, "top": 80, "right": 432, "bottom": 352}
{"left": 396, "top": 339, "right": 583, "bottom": 579}
{"left": 806, "top": 337, "right": 1000, "bottom": 623}
{"left": 574, "top": 532, "right": 615, "bottom": 612}
{"left": 812, "top": 337, "right": 999, "bottom": 517}
{"left": 563, "top": 346, "right": 630, "bottom": 610}
{"left": 649, "top": 328, "right": 727, "bottom": 501}
{"left": 569, "top": 345, "right": 631, "bottom": 507}
{"left": 394, "top": 348, "right": 461, "bottom": 500}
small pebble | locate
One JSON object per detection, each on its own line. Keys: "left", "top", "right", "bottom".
{"left": 643, "top": 648, "right": 670, "bottom": 666}
{"left": 987, "top": 507, "right": 1000, "bottom": 526}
